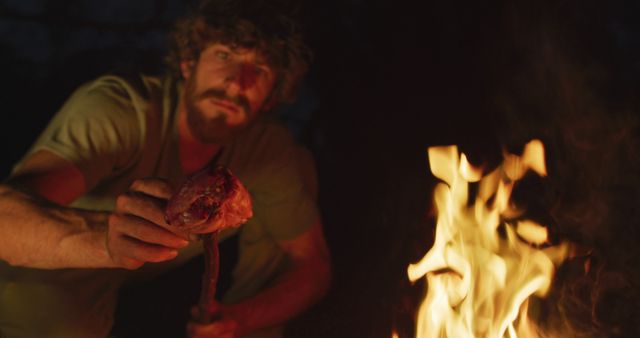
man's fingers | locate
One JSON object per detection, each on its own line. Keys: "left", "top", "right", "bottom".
{"left": 129, "top": 177, "right": 174, "bottom": 199}
{"left": 189, "top": 303, "right": 223, "bottom": 321}
{"left": 106, "top": 177, "right": 188, "bottom": 269}
{"left": 115, "top": 191, "right": 168, "bottom": 226}
{"left": 109, "top": 213, "right": 189, "bottom": 249}
{"left": 187, "top": 320, "right": 236, "bottom": 338}
{"left": 111, "top": 234, "right": 178, "bottom": 264}
{"left": 118, "top": 257, "right": 144, "bottom": 270}
{"left": 114, "top": 191, "right": 192, "bottom": 240}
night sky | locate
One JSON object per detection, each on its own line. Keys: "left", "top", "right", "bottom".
{"left": 2, "top": 0, "right": 640, "bottom": 337}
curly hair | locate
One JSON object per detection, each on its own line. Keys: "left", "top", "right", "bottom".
{"left": 166, "top": 0, "right": 313, "bottom": 108}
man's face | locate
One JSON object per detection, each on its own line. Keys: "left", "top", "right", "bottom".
{"left": 182, "top": 43, "right": 276, "bottom": 143}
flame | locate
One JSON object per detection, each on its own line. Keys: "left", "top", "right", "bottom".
{"left": 408, "top": 140, "right": 569, "bottom": 338}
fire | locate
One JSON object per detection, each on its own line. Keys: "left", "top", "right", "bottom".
{"left": 407, "top": 140, "right": 570, "bottom": 338}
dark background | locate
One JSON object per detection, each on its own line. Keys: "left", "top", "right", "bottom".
{"left": 2, "top": 0, "right": 640, "bottom": 337}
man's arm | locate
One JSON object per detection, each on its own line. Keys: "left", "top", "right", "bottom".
{"left": 188, "top": 220, "right": 332, "bottom": 337}
{"left": 0, "top": 183, "right": 114, "bottom": 268}
{"left": 232, "top": 220, "right": 331, "bottom": 335}
{"left": 0, "top": 150, "right": 189, "bottom": 269}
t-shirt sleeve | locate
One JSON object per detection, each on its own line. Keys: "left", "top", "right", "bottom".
{"left": 13, "top": 77, "right": 143, "bottom": 190}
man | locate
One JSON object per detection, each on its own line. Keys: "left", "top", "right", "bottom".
{"left": 0, "top": 0, "right": 331, "bottom": 337}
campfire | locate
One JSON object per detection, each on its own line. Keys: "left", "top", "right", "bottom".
{"left": 407, "top": 140, "right": 571, "bottom": 337}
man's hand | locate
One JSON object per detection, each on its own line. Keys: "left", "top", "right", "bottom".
{"left": 183, "top": 221, "right": 331, "bottom": 337}
{"left": 107, "top": 178, "right": 191, "bottom": 269}
{"left": 186, "top": 303, "right": 243, "bottom": 338}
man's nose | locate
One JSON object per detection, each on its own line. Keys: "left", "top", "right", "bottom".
{"left": 225, "top": 63, "right": 258, "bottom": 91}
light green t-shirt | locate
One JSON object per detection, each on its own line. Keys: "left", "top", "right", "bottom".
{"left": 0, "top": 74, "right": 319, "bottom": 338}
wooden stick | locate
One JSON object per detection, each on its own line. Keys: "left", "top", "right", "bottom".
{"left": 197, "top": 231, "right": 220, "bottom": 323}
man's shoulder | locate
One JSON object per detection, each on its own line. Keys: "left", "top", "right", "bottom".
{"left": 81, "top": 73, "right": 167, "bottom": 102}
{"left": 62, "top": 72, "right": 178, "bottom": 129}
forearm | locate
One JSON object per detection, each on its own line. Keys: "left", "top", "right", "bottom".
{"left": 229, "top": 257, "right": 331, "bottom": 336}
{"left": 0, "top": 184, "right": 115, "bottom": 269}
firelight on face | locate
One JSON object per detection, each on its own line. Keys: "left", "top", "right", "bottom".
{"left": 182, "top": 43, "right": 276, "bottom": 144}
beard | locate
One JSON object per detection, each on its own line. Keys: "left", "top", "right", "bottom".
{"left": 183, "top": 76, "right": 253, "bottom": 144}
{"left": 186, "top": 106, "right": 236, "bottom": 144}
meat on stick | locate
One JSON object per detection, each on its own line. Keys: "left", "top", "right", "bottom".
{"left": 165, "top": 166, "right": 253, "bottom": 323}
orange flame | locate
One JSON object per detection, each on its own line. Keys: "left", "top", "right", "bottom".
{"left": 408, "top": 140, "right": 569, "bottom": 337}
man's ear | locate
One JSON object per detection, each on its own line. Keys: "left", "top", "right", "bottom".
{"left": 180, "top": 60, "right": 196, "bottom": 80}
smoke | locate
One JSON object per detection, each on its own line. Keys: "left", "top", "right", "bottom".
{"left": 489, "top": 1, "right": 640, "bottom": 337}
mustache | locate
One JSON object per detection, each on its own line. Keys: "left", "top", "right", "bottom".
{"left": 196, "top": 88, "right": 251, "bottom": 114}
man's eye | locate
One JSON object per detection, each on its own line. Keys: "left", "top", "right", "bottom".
{"left": 216, "top": 51, "right": 230, "bottom": 60}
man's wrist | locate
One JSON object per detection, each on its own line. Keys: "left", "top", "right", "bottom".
{"left": 60, "top": 210, "right": 118, "bottom": 268}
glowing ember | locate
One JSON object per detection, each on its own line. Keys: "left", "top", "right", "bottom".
{"left": 408, "top": 140, "right": 570, "bottom": 338}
